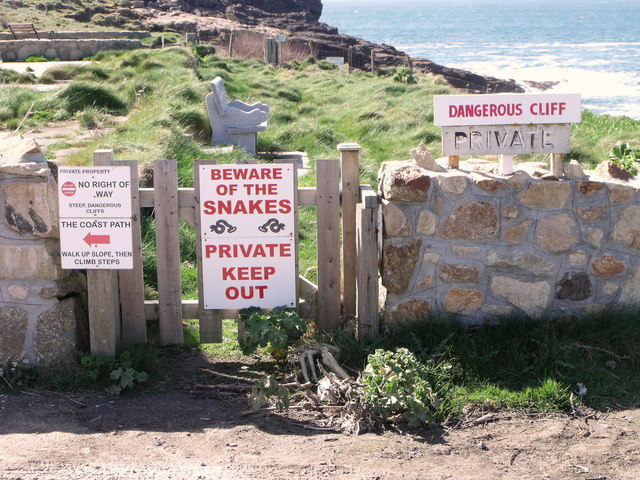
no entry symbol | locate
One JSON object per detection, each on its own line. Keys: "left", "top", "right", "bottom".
{"left": 61, "top": 181, "right": 77, "bottom": 197}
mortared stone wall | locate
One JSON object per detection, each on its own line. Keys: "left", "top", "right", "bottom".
{"left": 379, "top": 150, "right": 640, "bottom": 327}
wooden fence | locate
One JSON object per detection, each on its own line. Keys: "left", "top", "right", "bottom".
{"left": 88, "top": 144, "right": 379, "bottom": 355}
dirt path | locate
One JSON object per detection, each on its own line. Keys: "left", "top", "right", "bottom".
{"left": 1, "top": 351, "right": 638, "bottom": 480}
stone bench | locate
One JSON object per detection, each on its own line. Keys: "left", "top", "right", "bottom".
{"left": 205, "top": 76, "right": 269, "bottom": 155}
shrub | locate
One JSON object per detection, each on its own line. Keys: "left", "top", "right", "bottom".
{"left": 609, "top": 143, "right": 640, "bottom": 174}
{"left": 277, "top": 88, "right": 303, "bottom": 103}
{"left": 393, "top": 66, "right": 416, "bottom": 84}
{"left": 25, "top": 56, "right": 48, "bottom": 62}
{"left": 193, "top": 45, "right": 216, "bottom": 59}
{"left": 360, "top": 348, "right": 450, "bottom": 425}
{"left": 169, "top": 107, "right": 211, "bottom": 143}
{"left": 0, "top": 68, "right": 35, "bottom": 84}
{"left": 58, "top": 82, "right": 128, "bottom": 114}
{"left": 239, "top": 307, "right": 306, "bottom": 360}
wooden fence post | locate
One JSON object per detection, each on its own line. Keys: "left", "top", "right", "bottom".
{"left": 194, "top": 160, "right": 222, "bottom": 343}
{"left": 370, "top": 49, "right": 376, "bottom": 73}
{"left": 154, "top": 160, "right": 183, "bottom": 344}
{"left": 265, "top": 38, "right": 277, "bottom": 65}
{"left": 356, "top": 186, "right": 379, "bottom": 342}
{"left": 118, "top": 160, "right": 146, "bottom": 344}
{"left": 338, "top": 143, "right": 361, "bottom": 322}
{"left": 347, "top": 46, "right": 353, "bottom": 73}
{"left": 89, "top": 150, "right": 120, "bottom": 355}
{"left": 228, "top": 31, "right": 234, "bottom": 58}
{"left": 316, "top": 159, "right": 341, "bottom": 331}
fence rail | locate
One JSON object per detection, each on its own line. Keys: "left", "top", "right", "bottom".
{"left": 87, "top": 144, "right": 380, "bottom": 354}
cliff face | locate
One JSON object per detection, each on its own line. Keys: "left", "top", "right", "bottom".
{"left": 180, "top": 0, "right": 322, "bottom": 21}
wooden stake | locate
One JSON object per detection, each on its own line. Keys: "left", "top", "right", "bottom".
{"left": 154, "top": 160, "right": 183, "bottom": 344}
{"left": 316, "top": 159, "right": 341, "bottom": 331}
{"left": 338, "top": 143, "right": 361, "bottom": 322}
{"left": 448, "top": 155, "right": 459, "bottom": 169}
{"left": 88, "top": 150, "right": 120, "bottom": 355}
{"left": 118, "top": 160, "right": 146, "bottom": 344}
{"left": 551, "top": 153, "right": 564, "bottom": 177}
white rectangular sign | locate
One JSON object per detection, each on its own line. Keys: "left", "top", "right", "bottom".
{"left": 201, "top": 237, "right": 296, "bottom": 309}
{"left": 198, "top": 163, "right": 296, "bottom": 309}
{"left": 441, "top": 124, "right": 571, "bottom": 155}
{"left": 59, "top": 218, "right": 133, "bottom": 269}
{"left": 58, "top": 166, "right": 132, "bottom": 218}
{"left": 58, "top": 166, "right": 133, "bottom": 269}
{"left": 434, "top": 93, "right": 581, "bottom": 126}
{"left": 199, "top": 164, "right": 295, "bottom": 239}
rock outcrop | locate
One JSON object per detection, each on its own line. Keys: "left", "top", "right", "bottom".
{"left": 27, "top": 0, "right": 522, "bottom": 94}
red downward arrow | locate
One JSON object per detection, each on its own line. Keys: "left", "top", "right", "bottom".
{"left": 83, "top": 232, "right": 111, "bottom": 246}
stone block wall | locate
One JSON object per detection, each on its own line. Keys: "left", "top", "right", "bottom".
{"left": 0, "top": 31, "right": 151, "bottom": 41}
{"left": 0, "top": 39, "right": 146, "bottom": 61}
{"left": 379, "top": 157, "right": 640, "bottom": 326}
{"left": 0, "top": 136, "right": 87, "bottom": 367}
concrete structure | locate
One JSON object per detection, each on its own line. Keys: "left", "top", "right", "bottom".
{"left": 205, "top": 77, "right": 269, "bottom": 155}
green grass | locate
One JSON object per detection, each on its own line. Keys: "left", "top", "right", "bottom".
{"left": 328, "top": 309, "right": 640, "bottom": 415}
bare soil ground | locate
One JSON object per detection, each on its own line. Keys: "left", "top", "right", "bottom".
{"left": 1, "top": 349, "right": 639, "bottom": 480}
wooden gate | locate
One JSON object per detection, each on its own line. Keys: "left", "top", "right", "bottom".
{"left": 87, "top": 143, "right": 379, "bottom": 355}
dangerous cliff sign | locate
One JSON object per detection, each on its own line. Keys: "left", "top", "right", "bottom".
{"left": 434, "top": 93, "right": 581, "bottom": 156}
{"left": 434, "top": 93, "right": 582, "bottom": 126}
{"left": 58, "top": 166, "right": 133, "bottom": 269}
{"left": 198, "top": 163, "right": 296, "bottom": 309}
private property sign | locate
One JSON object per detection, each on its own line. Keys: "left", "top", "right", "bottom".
{"left": 58, "top": 166, "right": 133, "bottom": 269}
{"left": 198, "top": 163, "right": 296, "bottom": 309}
{"left": 434, "top": 93, "right": 581, "bottom": 156}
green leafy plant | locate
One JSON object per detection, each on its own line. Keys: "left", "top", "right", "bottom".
{"left": 239, "top": 307, "right": 306, "bottom": 360}
{"left": 0, "top": 359, "right": 37, "bottom": 393}
{"left": 250, "top": 375, "right": 290, "bottom": 410}
{"left": 193, "top": 45, "right": 216, "bottom": 59}
{"left": 360, "top": 348, "right": 450, "bottom": 426}
{"left": 609, "top": 143, "right": 640, "bottom": 175}
{"left": 25, "top": 56, "right": 48, "bottom": 62}
{"left": 392, "top": 66, "right": 416, "bottom": 84}
{"left": 79, "top": 350, "right": 150, "bottom": 396}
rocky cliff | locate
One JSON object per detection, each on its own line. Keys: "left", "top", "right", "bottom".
{"left": 1, "top": 0, "right": 522, "bottom": 93}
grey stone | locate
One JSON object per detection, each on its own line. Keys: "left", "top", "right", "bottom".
{"left": 410, "top": 142, "right": 444, "bottom": 172}
{"left": 555, "top": 272, "right": 592, "bottom": 301}
{"left": 388, "top": 298, "right": 431, "bottom": 327}
{"left": 491, "top": 276, "right": 551, "bottom": 316}
{"left": 34, "top": 297, "right": 88, "bottom": 366}
{"left": 487, "top": 250, "right": 555, "bottom": 276}
{"left": 0, "top": 307, "right": 28, "bottom": 363}
{"left": 382, "top": 238, "right": 422, "bottom": 294}
{"left": 437, "top": 201, "right": 498, "bottom": 240}
{"left": 536, "top": 214, "right": 579, "bottom": 253}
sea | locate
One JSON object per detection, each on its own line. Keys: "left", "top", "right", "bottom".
{"left": 320, "top": 0, "right": 640, "bottom": 119}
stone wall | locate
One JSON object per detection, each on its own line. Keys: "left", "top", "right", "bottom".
{"left": 379, "top": 150, "right": 640, "bottom": 326}
{"left": 0, "top": 39, "right": 147, "bottom": 61}
{"left": 0, "top": 31, "right": 151, "bottom": 41}
{"left": 0, "top": 136, "right": 87, "bottom": 367}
